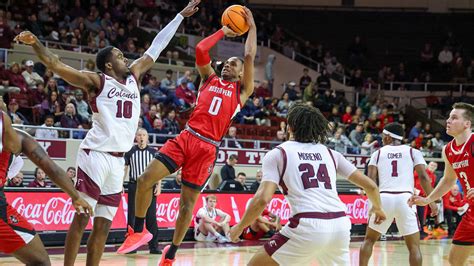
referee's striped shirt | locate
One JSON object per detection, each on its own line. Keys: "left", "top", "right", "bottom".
{"left": 124, "top": 145, "right": 157, "bottom": 182}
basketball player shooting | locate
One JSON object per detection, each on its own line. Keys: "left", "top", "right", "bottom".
{"left": 118, "top": 7, "right": 257, "bottom": 266}
{"left": 409, "top": 102, "right": 474, "bottom": 266}
{"left": 14, "top": 1, "right": 200, "bottom": 265}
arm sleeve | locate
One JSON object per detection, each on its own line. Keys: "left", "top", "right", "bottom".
{"left": 412, "top": 149, "right": 427, "bottom": 166}
{"left": 333, "top": 150, "right": 358, "bottom": 179}
{"left": 262, "top": 148, "right": 283, "bottom": 185}
{"left": 195, "top": 30, "right": 225, "bottom": 66}
{"left": 220, "top": 165, "right": 229, "bottom": 181}
{"left": 368, "top": 150, "right": 379, "bottom": 167}
{"left": 144, "top": 14, "right": 184, "bottom": 62}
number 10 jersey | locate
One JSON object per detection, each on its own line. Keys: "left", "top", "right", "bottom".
{"left": 187, "top": 73, "right": 241, "bottom": 142}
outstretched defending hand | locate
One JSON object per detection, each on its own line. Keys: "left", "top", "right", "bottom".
{"left": 14, "top": 31, "right": 37, "bottom": 45}
{"left": 222, "top": 26, "right": 239, "bottom": 38}
{"left": 180, "top": 0, "right": 201, "bottom": 17}
{"left": 72, "top": 196, "right": 94, "bottom": 217}
{"left": 407, "top": 195, "right": 430, "bottom": 207}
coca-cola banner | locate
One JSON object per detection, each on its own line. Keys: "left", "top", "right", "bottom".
{"left": 5, "top": 191, "right": 369, "bottom": 231}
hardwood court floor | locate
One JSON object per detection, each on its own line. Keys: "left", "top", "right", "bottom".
{"left": 0, "top": 239, "right": 472, "bottom": 265}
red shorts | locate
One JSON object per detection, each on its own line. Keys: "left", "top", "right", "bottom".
{"left": 242, "top": 226, "right": 266, "bottom": 240}
{"left": 453, "top": 206, "right": 474, "bottom": 245}
{"left": 0, "top": 204, "right": 36, "bottom": 254}
{"left": 157, "top": 130, "right": 218, "bottom": 190}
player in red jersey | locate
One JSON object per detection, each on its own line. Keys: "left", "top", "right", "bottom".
{"left": 241, "top": 209, "right": 282, "bottom": 241}
{"left": 409, "top": 102, "right": 474, "bottom": 266}
{"left": 118, "top": 7, "right": 257, "bottom": 264}
{"left": 0, "top": 99, "right": 92, "bottom": 265}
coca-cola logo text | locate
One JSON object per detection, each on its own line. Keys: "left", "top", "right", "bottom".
{"left": 11, "top": 197, "right": 77, "bottom": 226}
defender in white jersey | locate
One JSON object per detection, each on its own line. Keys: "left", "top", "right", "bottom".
{"left": 14, "top": 3, "right": 200, "bottom": 264}
{"left": 360, "top": 123, "right": 438, "bottom": 266}
{"left": 229, "top": 103, "right": 386, "bottom": 266}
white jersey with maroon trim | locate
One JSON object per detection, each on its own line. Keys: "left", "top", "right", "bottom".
{"left": 368, "top": 145, "right": 426, "bottom": 193}
{"left": 80, "top": 73, "right": 140, "bottom": 152}
{"left": 262, "top": 141, "right": 357, "bottom": 214}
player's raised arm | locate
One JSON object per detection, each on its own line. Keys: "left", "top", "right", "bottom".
{"left": 240, "top": 7, "right": 257, "bottom": 103}
{"left": 14, "top": 31, "right": 100, "bottom": 93}
{"left": 130, "top": 0, "right": 200, "bottom": 80}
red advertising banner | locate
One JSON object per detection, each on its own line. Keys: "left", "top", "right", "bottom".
{"left": 5, "top": 191, "right": 369, "bottom": 232}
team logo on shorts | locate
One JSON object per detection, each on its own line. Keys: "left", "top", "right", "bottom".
{"left": 9, "top": 215, "right": 19, "bottom": 224}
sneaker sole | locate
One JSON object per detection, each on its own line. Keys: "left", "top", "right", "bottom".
{"left": 117, "top": 233, "right": 153, "bottom": 254}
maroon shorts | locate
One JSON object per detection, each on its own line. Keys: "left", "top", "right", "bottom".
{"left": 0, "top": 204, "right": 36, "bottom": 254}
{"left": 242, "top": 226, "right": 266, "bottom": 240}
{"left": 453, "top": 206, "right": 474, "bottom": 245}
{"left": 157, "top": 130, "right": 218, "bottom": 190}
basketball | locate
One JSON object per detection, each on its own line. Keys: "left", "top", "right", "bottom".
{"left": 221, "top": 5, "right": 249, "bottom": 35}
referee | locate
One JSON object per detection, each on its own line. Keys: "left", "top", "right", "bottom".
{"left": 124, "top": 128, "right": 161, "bottom": 254}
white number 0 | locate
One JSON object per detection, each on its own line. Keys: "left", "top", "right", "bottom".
{"left": 208, "top": 96, "right": 222, "bottom": 115}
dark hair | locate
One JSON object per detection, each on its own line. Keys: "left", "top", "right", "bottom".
{"left": 44, "top": 115, "right": 54, "bottom": 121}
{"left": 453, "top": 102, "right": 474, "bottom": 122}
{"left": 287, "top": 103, "right": 330, "bottom": 143}
{"left": 384, "top": 122, "right": 404, "bottom": 138}
{"left": 96, "top": 46, "right": 114, "bottom": 73}
{"left": 166, "top": 69, "right": 173, "bottom": 75}
{"left": 229, "top": 154, "right": 238, "bottom": 160}
{"left": 34, "top": 167, "right": 43, "bottom": 178}
{"left": 67, "top": 167, "right": 75, "bottom": 172}
{"left": 237, "top": 172, "right": 246, "bottom": 177}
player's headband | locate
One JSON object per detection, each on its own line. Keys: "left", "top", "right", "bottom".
{"left": 382, "top": 129, "right": 403, "bottom": 140}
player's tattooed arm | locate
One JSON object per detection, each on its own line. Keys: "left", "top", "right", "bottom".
{"left": 15, "top": 31, "right": 100, "bottom": 94}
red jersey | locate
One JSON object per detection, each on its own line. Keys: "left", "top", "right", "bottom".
{"left": 445, "top": 134, "right": 474, "bottom": 205}
{"left": 414, "top": 169, "right": 436, "bottom": 197}
{"left": 187, "top": 74, "right": 241, "bottom": 141}
{"left": 0, "top": 112, "right": 11, "bottom": 189}
{"left": 443, "top": 191, "right": 466, "bottom": 211}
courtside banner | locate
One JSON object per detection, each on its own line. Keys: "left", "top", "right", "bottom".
{"left": 5, "top": 192, "right": 369, "bottom": 231}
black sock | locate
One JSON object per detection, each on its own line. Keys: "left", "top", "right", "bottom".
{"left": 165, "top": 244, "right": 179, "bottom": 260}
{"left": 133, "top": 217, "right": 145, "bottom": 232}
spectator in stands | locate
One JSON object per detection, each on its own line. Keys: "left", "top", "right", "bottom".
{"left": 236, "top": 172, "right": 249, "bottom": 191}
{"left": 438, "top": 46, "right": 453, "bottom": 77}
{"left": 360, "top": 133, "right": 377, "bottom": 155}
{"left": 66, "top": 167, "right": 76, "bottom": 184}
{"left": 265, "top": 54, "right": 276, "bottom": 92}
{"left": 316, "top": 69, "right": 331, "bottom": 90}
{"left": 422, "top": 123, "right": 434, "bottom": 139}
{"left": 71, "top": 89, "right": 91, "bottom": 123}
{"left": 452, "top": 57, "right": 467, "bottom": 83}
{"left": 143, "top": 104, "right": 158, "bottom": 132}
{"left": 299, "top": 68, "right": 311, "bottom": 89}
{"left": 145, "top": 76, "right": 167, "bottom": 104}
{"left": 161, "top": 69, "right": 176, "bottom": 92}
{"left": 163, "top": 109, "right": 180, "bottom": 135}
{"left": 0, "top": 12, "right": 14, "bottom": 49}
{"left": 141, "top": 94, "right": 151, "bottom": 115}
{"left": 349, "top": 69, "right": 364, "bottom": 89}
{"left": 250, "top": 170, "right": 262, "bottom": 191}
{"left": 421, "top": 139, "right": 434, "bottom": 157}
{"left": 163, "top": 170, "right": 182, "bottom": 190}
{"left": 420, "top": 42, "right": 434, "bottom": 72}
{"left": 431, "top": 132, "right": 444, "bottom": 152}
{"left": 83, "top": 59, "right": 96, "bottom": 72}
{"left": 277, "top": 92, "right": 293, "bottom": 118}
{"left": 41, "top": 90, "right": 62, "bottom": 121}
{"left": 7, "top": 99, "right": 29, "bottom": 124}
{"left": 35, "top": 115, "right": 58, "bottom": 139}
{"left": 426, "top": 91, "right": 440, "bottom": 108}
{"left": 443, "top": 185, "right": 468, "bottom": 236}
{"left": 175, "top": 77, "right": 196, "bottom": 110}
{"left": 342, "top": 106, "right": 353, "bottom": 124}
{"left": 328, "top": 127, "right": 353, "bottom": 153}
{"left": 193, "top": 195, "right": 231, "bottom": 243}
{"left": 8, "top": 171, "right": 24, "bottom": 187}
{"left": 255, "top": 80, "right": 272, "bottom": 105}
{"left": 152, "top": 118, "right": 168, "bottom": 143}
{"left": 347, "top": 35, "right": 367, "bottom": 67}
{"left": 349, "top": 122, "right": 365, "bottom": 148}
{"left": 270, "top": 130, "right": 286, "bottom": 149}
{"left": 26, "top": 14, "right": 43, "bottom": 37}
{"left": 408, "top": 121, "right": 422, "bottom": 141}
{"left": 220, "top": 154, "right": 238, "bottom": 181}
{"left": 28, "top": 167, "right": 50, "bottom": 188}
{"left": 284, "top": 82, "right": 299, "bottom": 101}
{"left": 22, "top": 60, "right": 44, "bottom": 90}
{"left": 467, "top": 59, "right": 474, "bottom": 81}
{"left": 222, "top": 126, "right": 242, "bottom": 149}
{"left": 8, "top": 62, "right": 27, "bottom": 93}
{"left": 60, "top": 103, "right": 83, "bottom": 138}
{"left": 328, "top": 106, "right": 342, "bottom": 124}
